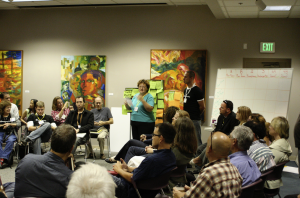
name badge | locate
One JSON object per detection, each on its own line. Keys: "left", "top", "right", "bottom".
{"left": 184, "top": 98, "right": 187, "bottom": 103}
{"left": 78, "top": 125, "right": 81, "bottom": 129}
{"left": 10, "top": 118, "right": 15, "bottom": 122}
{"left": 39, "top": 121, "right": 44, "bottom": 125}
{"left": 134, "top": 107, "right": 138, "bottom": 112}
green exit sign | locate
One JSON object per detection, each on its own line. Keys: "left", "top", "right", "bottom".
{"left": 260, "top": 42, "right": 275, "bottom": 53}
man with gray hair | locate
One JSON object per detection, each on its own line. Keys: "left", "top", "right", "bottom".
{"left": 229, "top": 125, "right": 261, "bottom": 187}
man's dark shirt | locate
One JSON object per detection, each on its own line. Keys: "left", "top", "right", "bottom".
{"left": 27, "top": 114, "right": 54, "bottom": 126}
{"left": 65, "top": 109, "right": 94, "bottom": 135}
{"left": 213, "top": 111, "right": 239, "bottom": 135}
{"left": 14, "top": 152, "right": 73, "bottom": 198}
{"left": 183, "top": 86, "right": 204, "bottom": 120}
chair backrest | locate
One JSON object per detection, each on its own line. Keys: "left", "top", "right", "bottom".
{"left": 265, "top": 160, "right": 289, "bottom": 181}
{"left": 239, "top": 179, "right": 263, "bottom": 198}
{"left": 170, "top": 165, "right": 186, "bottom": 178}
{"left": 131, "top": 167, "right": 177, "bottom": 191}
{"left": 254, "top": 168, "right": 274, "bottom": 191}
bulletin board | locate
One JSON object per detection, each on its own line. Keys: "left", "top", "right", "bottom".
{"left": 211, "top": 68, "right": 293, "bottom": 123}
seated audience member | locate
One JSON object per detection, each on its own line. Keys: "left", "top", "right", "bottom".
{"left": 249, "top": 113, "right": 273, "bottom": 146}
{"left": 89, "top": 96, "right": 113, "bottom": 159}
{"left": 22, "top": 101, "right": 57, "bottom": 154}
{"left": 294, "top": 113, "right": 300, "bottom": 177}
{"left": 66, "top": 163, "right": 116, "bottom": 198}
{"left": 265, "top": 116, "right": 292, "bottom": 190}
{"left": 112, "top": 123, "right": 176, "bottom": 198}
{"left": 173, "top": 132, "right": 243, "bottom": 198}
{"left": 0, "top": 93, "right": 19, "bottom": 120}
{"left": 65, "top": 96, "right": 94, "bottom": 155}
{"left": 51, "top": 96, "right": 71, "bottom": 126}
{"left": 229, "top": 126, "right": 261, "bottom": 186}
{"left": 105, "top": 109, "right": 189, "bottom": 163}
{"left": 20, "top": 99, "right": 38, "bottom": 125}
{"left": 171, "top": 109, "right": 190, "bottom": 125}
{"left": 245, "top": 120, "right": 276, "bottom": 172}
{"left": 15, "top": 124, "right": 76, "bottom": 197}
{"left": 236, "top": 106, "right": 252, "bottom": 125}
{"left": 0, "top": 101, "right": 20, "bottom": 168}
{"left": 213, "top": 100, "right": 239, "bottom": 135}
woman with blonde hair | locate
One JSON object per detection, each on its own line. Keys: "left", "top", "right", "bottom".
{"left": 236, "top": 106, "right": 252, "bottom": 125}
{"left": 172, "top": 110, "right": 190, "bottom": 125}
{"left": 265, "top": 116, "right": 292, "bottom": 190}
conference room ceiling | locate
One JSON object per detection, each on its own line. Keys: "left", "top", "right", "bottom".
{"left": 0, "top": 0, "right": 299, "bottom": 18}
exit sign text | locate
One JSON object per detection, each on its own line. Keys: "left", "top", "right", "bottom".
{"left": 260, "top": 42, "right": 275, "bottom": 53}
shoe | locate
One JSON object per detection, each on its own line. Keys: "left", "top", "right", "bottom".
{"left": 21, "top": 138, "right": 32, "bottom": 146}
{"left": 87, "top": 153, "right": 96, "bottom": 159}
{"left": 105, "top": 157, "right": 117, "bottom": 163}
{"left": 100, "top": 154, "right": 106, "bottom": 160}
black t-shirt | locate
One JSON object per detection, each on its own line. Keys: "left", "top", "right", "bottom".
{"left": 183, "top": 86, "right": 204, "bottom": 120}
{"left": 28, "top": 114, "right": 54, "bottom": 126}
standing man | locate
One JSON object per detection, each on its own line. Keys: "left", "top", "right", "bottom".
{"left": 90, "top": 96, "right": 113, "bottom": 159}
{"left": 0, "top": 92, "right": 19, "bottom": 120}
{"left": 294, "top": 113, "right": 300, "bottom": 177}
{"left": 65, "top": 96, "right": 94, "bottom": 155}
{"left": 22, "top": 101, "right": 57, "bottom": 154}
{"left": 213, "top": 100, "right": 239, "bottom": 135}
{"left": 183, "top": 71, "right": 205, "bottom": 145}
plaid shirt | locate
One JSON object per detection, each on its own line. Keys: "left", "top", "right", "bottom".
{"left": 184, "top": 158, "right": 242, "bottom": 198}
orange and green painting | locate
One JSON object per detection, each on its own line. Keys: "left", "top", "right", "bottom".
{"left": 0, "top": 50, "right": 22, "bottom": 114}
{"left": 61, "top": 55, "right": 106, "bottom": 110}
{"left": 151, "top": 50, "right": 207, "bottom": 114}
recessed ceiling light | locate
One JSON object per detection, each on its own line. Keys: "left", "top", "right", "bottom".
{"left": 264, "top": 6, "right": 292, "bottom": 11}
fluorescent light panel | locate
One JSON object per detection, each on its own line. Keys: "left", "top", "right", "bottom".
{"left": 264, "top": 6, "right": 292, "bottom": 11}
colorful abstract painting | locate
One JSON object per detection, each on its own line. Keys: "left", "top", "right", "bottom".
{"left": 61, "top": 55, "right": 106, "bottom": 110}
{"left": 0, "top": 50, "right": 22, "bottom": 114}
{"left": 150, "top": 50, "right": 207, "bottom": 117}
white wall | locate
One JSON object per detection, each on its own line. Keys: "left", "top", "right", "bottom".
{"left": 1, "top": 5, "right": 300, "bottom": 155}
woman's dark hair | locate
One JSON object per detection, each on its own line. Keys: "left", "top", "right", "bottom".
{"left": 173, "top": 117, "right": 197, "bottom": 154}
{"left": 244, "top": 120, "right": 266, "bottom": 140}
{"left": 28, "top": 99, "right": 38, "bottom": 114}
{"left": 52, "top": 96, "right": 62, "bottom": 111}
{"left": 164, "top": 106, "right": 179, "bottom": 123}
{"left": 0, "top": 100, "right": 11, "bottom": 116}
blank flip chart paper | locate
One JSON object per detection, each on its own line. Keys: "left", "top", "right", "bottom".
{"left": 211, "top": 68, "right": 293, "bottom": 123}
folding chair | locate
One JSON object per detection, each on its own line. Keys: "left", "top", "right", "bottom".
{"left": 239, "top": 178, "right": 263, "bottom": 198}
{"left": 89, "top": 129, "right": 110, "bottom": 158}
{"left": 264, "top": 160, "right": 290, "bottom": 198}
{"left": 131, "top": 167, "right": 177, "bottom": 198}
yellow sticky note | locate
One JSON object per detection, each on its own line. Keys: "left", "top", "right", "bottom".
{"left": 153, "top": 112, "right": 156, "bottom": 119}
{"left": 123, "top": 90, "right": 132, "bottom": 98}
{"left": 169, "top": 100, "right": 180, "bottom": 108}
{"left": 169, "top": 91, "right": 175, "bottom": 101}
{"left": 153, "top": 104, "right": 157, "bottom": 112}
{"left": 158, "top": 100, "right": 164, "bottom": 109}
{"left": 174, "top": 91, "right": 181, "bottom": 101}
{"left": 150, "top": 81, "right": 156, "bottom": 89}
{"left": 156, "top": 109, "right": 163, "bottom": 117}
{"left": 158, "top": 92, "right": 164, "bottom": 99}
{"left": 155, "top": 118, "right": 163, "bottom": 125}
{"left": 131, "top": 89, "right": 139, "bottom": 96}
{"left": 156, "top": 81, "right": 162, "bottom": 90}
{"left": 150, "top": 90, "right": 157, "bottom": 98}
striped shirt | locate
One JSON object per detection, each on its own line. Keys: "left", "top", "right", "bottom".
{"left": 247, "top": 140, "right": 276, "bottom": 172}
{"left": 184, "top": 158, "right": 242, "bottom": 198}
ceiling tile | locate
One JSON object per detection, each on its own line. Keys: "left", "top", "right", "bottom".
{"left": 84, "top": 0, "right": 115, "bottom": 4}
{"left": 140, "top": 0, "right": 170, "bottom": 3}
{"left": 226, "top": 6, "right": 258, "bottom": 12}
{"left": 33, "top": 1, "right": 65, "bottom": 5}
{"left": 218, "top": 0, "right": 224, "bottom": 6}
{"left": 223, "top": 1, "right": 256, "bottom": 7}
{"left": 56, "top": 0, "right": 89, "bottom": 4}
{"left": 172, "top": 0, "right": 201, "bottom": 2}
{"left": 0, "top": 6, "right": 19, "bottom": 9}
{"left": 263, "top": 0, "right": 296, "bottom": 6}
{"left": 291, "top": 5, "right": 300, "bottom": 11}
{"left": 296, "top": 0, "right": 300, "bottom": 5}
{"left": 259, "top": 11, "right": 290, "bottom": 15}
{"left": 173, "top": 2, "right": 205, "bottom": 5}
{"left": 0, "top": 2, "right": 17, "bottom": 7}
{"left": 289, "top": 12, "right": 300, "bottom": 17}
{"left": 10, "top": 1, "right": 39, "bottom": 6}
{"left": 113, "top": 0, "right": 142, "bottom": 3}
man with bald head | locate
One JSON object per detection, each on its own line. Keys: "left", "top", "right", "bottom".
{"left": 173, "top": 132, "right": 242, "bottom": 198}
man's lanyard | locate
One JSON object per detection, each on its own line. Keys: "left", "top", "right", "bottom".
{"left": 77, "top": 112, "right": 83, "bottom": 126}
{"left": 136, "top": 93, "right": 147, "bottom": 107}
{"left": 36, "top": 113, "right": 45, "bottom": 121}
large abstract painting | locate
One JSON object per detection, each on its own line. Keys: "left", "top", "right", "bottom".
{"left": 0, "top": 50, "right": 22, "bottom": 114}
{"left": 61, "top": 55, "right": 106, "bottom": 110}
{"left": 150, "top": 50, "right": 207, "bottom": 118}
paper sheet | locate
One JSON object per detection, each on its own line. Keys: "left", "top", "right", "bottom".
{"left": 76, "top": 133, "right": 85, "bottom": 138}
{"left": 150, "top": 81, "right": 156, "bottom": 89}
{"left": 155, "top": 118, "right": 163, "bottom": 124}
{"left": 126, "top": 98, "right": 133, "bottom": 107}
{"left": 123, "top": 90, "right": 132, "bottom": 98}
{"left": 169, "top": 91, "right": 174, "bottom": 101}
{"left": 156, "top": 109, "right": 163, "bottom": 117}
{"left": 169, "top": 100, "right": 180, "bottom": 107}
{"left": 158, "top": 100, "right": 164, "bottom": 109}
{"left": 153, "top": 104, "right": 157, "bottom": 112}
{"left": 156, "top": 81, "right": 162, "bottom": 90}
{"left": 153, "top": 112, "right": 156, "bottom": 119}
{"left": 157, "top": 92, "right": 164, "bottom": 99}
{"left": 150, "top": 90, "right": 157, "bottom": 98}
{"left": 174, "top": 91, "right": 181, "bottom": 101}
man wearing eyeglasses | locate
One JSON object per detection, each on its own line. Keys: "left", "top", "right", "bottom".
{"left": 183, "top": 71, "right": 205, "bottom": 145}
{"left": 173, "top": 132, "right": 243, "bottom": 198}
{"left": 112, "top": 123, "right": 176, "bottom": 198}
{"left": 214, "top": 100, "right": 239, "bottom": 135}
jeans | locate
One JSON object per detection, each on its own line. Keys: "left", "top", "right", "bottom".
{"left": 112, "top": 175, "right": 128, "bottom": 198}
{"left": 114, "top": 139, "right": 147, "bottom": 161}
{"left": 72, "top": 135, "right": 88, "bottom": 154}
{"left": 0, "top": 132, "right": 17, "bottom": 159}
{"left": 192, "top": 120, "right": 202, "bottom": 146}
{"left": 124, "top": 146, "right": 148, "bottom": 163}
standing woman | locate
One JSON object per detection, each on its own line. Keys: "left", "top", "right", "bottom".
{"left": 125, "top": 79, "right": 155, "bottom": 140}
{"left": 236, "top": 106, "right": 252, "bottom": 125}
{"left": 0, "top": 100, "right": 20, "bottom": 168}
{"left": 20, "top": 99, "right": 38, "bottom": 125}
{"left": 51, "top": 96, "right": 70, "bottom": 126}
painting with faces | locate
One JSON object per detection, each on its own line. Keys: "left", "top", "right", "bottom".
{"left": 0, "top": 50, "right": 22, "bottom": 114}
{"left": 150, "top": 50, "right": 207, "bottom": 114}
{"left": 61, "top": 55, "right": 106, "bottom": 110}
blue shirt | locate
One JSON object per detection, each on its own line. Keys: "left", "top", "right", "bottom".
{"left": 131, "top": 93, "right": 155, "bottom": 123}
{"left": 229, "top": 151, "right": 261, "bottom": 187}
{"left": 122, "top": 149, "right": 176, "bottom": 198}
{"left": 15, "top": 152, "right": 73, "bottom": 197}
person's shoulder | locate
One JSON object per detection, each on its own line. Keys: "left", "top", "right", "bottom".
{"left": 90, "top": 108, "right": 97, "bottom": 113}
{"left": 28, "top": 114, "right": 36, "bottom": 119}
